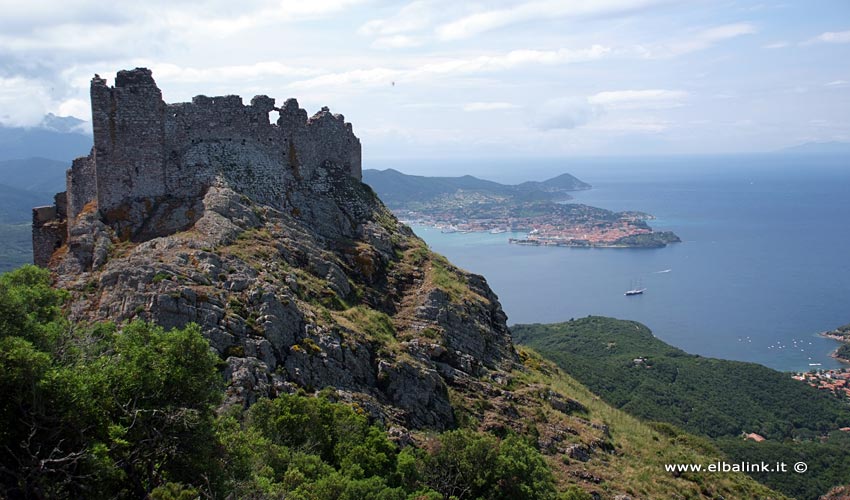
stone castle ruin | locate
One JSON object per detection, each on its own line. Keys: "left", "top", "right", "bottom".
{"left": 33, "top": 67, "right": 361, "bottom": 266}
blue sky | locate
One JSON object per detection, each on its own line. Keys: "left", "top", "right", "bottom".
{"left": 0, "top": 0, "right": 848, "bottom": 158}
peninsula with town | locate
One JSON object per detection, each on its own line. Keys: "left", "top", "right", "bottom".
{"left": 363, "top": 168, "right": 680, "bottom": 248}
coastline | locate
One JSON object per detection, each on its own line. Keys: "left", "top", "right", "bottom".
{"left": 819, "top": 330, "right": 850, "bottom": 364}
{"left": 829, "top": 349, "right": 850, "bottom": 364}
{"left": 402, "top": 223, "right": 680, "bottom": 249}
{"left": 507, "top": 237, "right": 675, "bottom": 249}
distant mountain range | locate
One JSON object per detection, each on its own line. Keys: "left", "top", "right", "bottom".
{"left": 0, "top": 157, "right": 69, "bottom": 194}
{"left": 0, "top": 154, "right": 70, "bottom": 270}
{"left": 0, "top": 183, "right": 41, "bottom": 269}
{"left": 363, "top": 168, "right": 590, "bottom": 208}
{"left": 780, "top": 141, "right": 850, "bottom": 154}
{"left": 0, "top": 183, "right": 52, "bottom": 224}
{"left": 0, "top": 115, "right": 91, "bottom": 162}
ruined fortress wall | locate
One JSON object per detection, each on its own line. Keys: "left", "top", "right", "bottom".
{"left": 66, "top": 155, "right": 96, "bottom": 221}
{"left": 92, "top": 69, "right": 168, "bottom": 215}
{"left": 162, "top": 94, "right": 287, "bottom": 206}
{"left": 32, "top": 67, "right": 362, "bottom": 266}
{"left": 88, "top": 68, "right": 361, "bottom": 215}
{"left": 32, "top": 206, "right": 65, "bottom": 267}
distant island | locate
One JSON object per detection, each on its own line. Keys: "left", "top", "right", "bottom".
{"left": 822, "top": 323, "right": 850, "bottom": 363}
{"left": 364, "top": 168, "right": 680, "bottom": 248}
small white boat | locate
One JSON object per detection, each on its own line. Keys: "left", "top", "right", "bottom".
{"left": 625, "top": 278, "right": 645, "bottom": 296}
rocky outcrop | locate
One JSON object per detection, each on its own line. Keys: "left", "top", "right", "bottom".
{"left": 52, "top": 164, "right": 520, "bottom": 431}
{"left": 37, "top": 70, "right": 525, "bottom": 432}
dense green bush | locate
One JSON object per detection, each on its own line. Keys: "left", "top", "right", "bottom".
{"left": 0, "top": 267, "right": 222, "bottom": 498}
{"left": 836, "top": 343, "right": 850, "bottom": 362}
{"left": 716, "top": 432, "right": 850, "bottom": 500}
{"left": 0, "top": 265, "right": 559, "bottom": 499}
{"left": 414, "top": 430, "right": 556, "bottom": 500}
{"left": 217, "top": 396, "right": 557, "bottom": 499}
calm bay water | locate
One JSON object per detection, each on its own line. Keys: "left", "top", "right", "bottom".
{"left": 372, "top": 154, "right": 850, "bottom": 372}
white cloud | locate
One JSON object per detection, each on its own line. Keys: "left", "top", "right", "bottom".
{"left": 0, "top": 22, "right": 157, "bottom": 55}
{"left": 289, "top": 68, "right": 404, "bottom": 90}
{"left": 288, "top": 45, "right": 611, "bottom": 89}
{"left": 589, "top": 89, "right": 689, "bottom": 109}
{"left": 57, "top": 98, "right": 90, "bottom": 119}
{"left": 419, "top": 45, "right": 610, "bottom": 74}
{"left": 641, "top": 23, "right": 757, "bottom": 57}
{"left": 436, "top": 0, "right": 666, "bottom": 41}
{"left": 359, "top": 1, "right": 435, "bottom": 36}
{"left": 462, "top": 102, "right": 520, "bottom": 112}
{"left": 149, "top": 62, "right": 324, "bottom": 83}
{"left": 806, "top": 30, "right": 850, "bottom": 44}
{"left": 0, "top": 1, "right": 844, "bottom": 156}
{"left": 162, "top": 0, "right": 368, "bottom": 38}
{"left": 586, "top": 118, "right": 671, "bottom": 133}
{"left": 0, "top": 0, "right": 366, "bottom": 60}
{"left": 0, "top": 76, "right": 54, "bottom": 126}
{"left": 371, "top": 35, "right": 424, "bottom": 49}
{"left": 533, "top": 89, "right": 686, "bottom": 131}
{"left": 0, "top": 0, "right": 130, "bottom": 32}
{"left": 534, "top": 97, "right": 598, "bottom": 130}
{"left": 763, "top": 41, "right": 789, "bottom": 49}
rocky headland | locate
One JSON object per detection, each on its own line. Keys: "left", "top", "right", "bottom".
{"left": 822, "top": 323, "right": 850, "bottom": 363}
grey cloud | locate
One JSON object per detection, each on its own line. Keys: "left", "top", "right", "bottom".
{"left": 534, "top": 97, "right": 600, "bottom": 130}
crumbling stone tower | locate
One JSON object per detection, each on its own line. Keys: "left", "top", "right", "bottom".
{"left": 33, "top": 68, "right": 361, "bottom": 266}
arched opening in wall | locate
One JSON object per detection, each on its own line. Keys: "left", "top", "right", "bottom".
{"left": 268, "top": 111, "right": 276, "bottom": 125}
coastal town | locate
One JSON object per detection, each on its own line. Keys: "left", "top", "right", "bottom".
{"left": 366, "top": 169, "right": 682, "bottom": 249}
{"left": 789, "top": 324, "right": 850, "bottom": 400}
{"left": 399, "top": 201, "right": 681, "bottom": 248}
{"left": 792, "top": 368, "right": 850, "bottom": 400}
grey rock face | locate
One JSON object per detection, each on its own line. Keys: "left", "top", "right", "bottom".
{"left": 223, "top": 357, "right": 274, "bottom": 408}
{"left": 41, "top": 68, "right": 520, "bottom": 433}
{"left": 51, "top": 165, "right": 518, "bottom": 432}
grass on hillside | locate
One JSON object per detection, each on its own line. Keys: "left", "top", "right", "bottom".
{"left": 513, "top": 316, "right": 850, "bottom": 500}
{"left": 512, "top": 347, "right": 789, "bottom": 499}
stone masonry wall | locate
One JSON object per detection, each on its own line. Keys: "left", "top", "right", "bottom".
{"left": 33, "top": 67, "right": 362, "bottom": 266}
{"left": 32, "top": 206, "right": 65, "bottom": 267}
{"left": 66, "top": 155, "right": 96, "bottom": 221}
{"left": 92, "top": 69, "right": 167, "bottom": 214}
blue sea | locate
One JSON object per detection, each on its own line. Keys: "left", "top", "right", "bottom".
{"left": 369, "top": 154, "right": 850, "bottom": 372}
